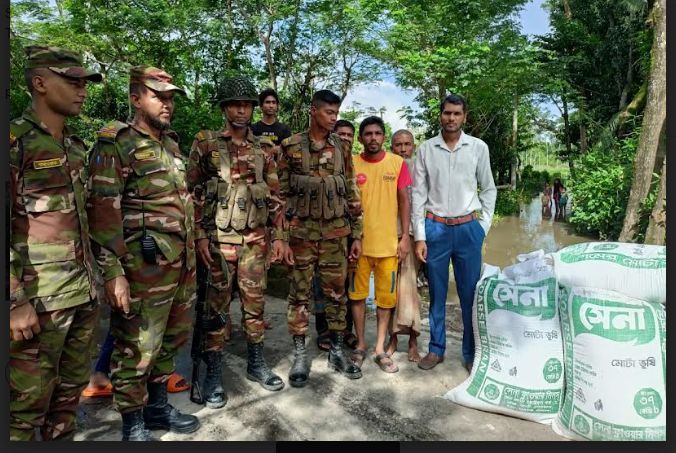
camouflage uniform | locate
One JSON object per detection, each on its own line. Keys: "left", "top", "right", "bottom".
{"left": 9, "top": 46, "right": 102, "bottom": 441}
{"left": 86, "top": 67, "right": 197, "bottom": 415}
{"left": 187, "top": 76, "right": 286, "bottom": 397}
{"left": 187, "top": 128, "right": 284, "bottom": 350}
{"left": 278, "top": 132, "right": 363, "bottom": 335}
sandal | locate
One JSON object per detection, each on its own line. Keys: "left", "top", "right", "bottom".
{"left": 343, "top": 331, "right": 358, "bottom": 350}
{"left": 374, "top": 352, "right": 399, "bottom": 373}
{"left": 166, "top": 372, "right": 191, "bottom": 393}
{"left": 316, "top": 330, "right": 331, "bottom": 352}
{"left": 351, "top": 349, "right": 367, "bottom": 367}
{"left": 81, "top": 382, "right": 113, "bottom": 398}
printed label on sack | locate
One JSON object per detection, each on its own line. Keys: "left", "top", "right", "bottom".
{"left": 558, "top": 243, "right": 666, "bottom": 269}
{"left": 486, "top": 278, "right": 556, "bottom": 320}
{"left": 572, "top": 297, "right": 655, "bottom": 345}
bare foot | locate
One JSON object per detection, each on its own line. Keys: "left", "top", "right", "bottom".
{"left": 385, "top": 335, "right": 398, "bottom": 356}
{"left": 408, "top": 335, "right": 421, "bottom": 362}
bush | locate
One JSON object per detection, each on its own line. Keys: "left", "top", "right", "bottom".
{"left": 495, "top": 188, "right": 523, "bottom": 217}
{"left": 568, "top": 132, "right": 651, "bottom": 240}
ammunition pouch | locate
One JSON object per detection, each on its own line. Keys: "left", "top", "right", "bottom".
{"left": 287, "top": 174, "right": 347, "bottom": 221}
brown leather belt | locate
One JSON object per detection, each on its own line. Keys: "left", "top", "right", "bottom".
{"left": 426, "top": 211, "right": 477, "bottom": 226}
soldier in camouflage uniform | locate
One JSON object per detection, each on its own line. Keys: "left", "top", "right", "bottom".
{"left": 278, "top": 89, "right": 364, "bottom": 387}
{"left": 87, "top": 66, "right": 200, "bottom": 440}
{"left": 187, "top": 76, "right": 287, "bottom": 404}
{"left": 9, "top": 45, "right": 102, "bottom": 441}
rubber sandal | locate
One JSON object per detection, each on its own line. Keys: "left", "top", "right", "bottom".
{"left": 166, "top": 372, "right": 191, "bottom": 393}
{"left": 343, "top": 332, "right": 358, "bottom": 350}
{"left": 81, "top": 383, "right": 113, "bottom": 398}
{"left": 351, "top": 349, "right": 367, "bottom": 367}
{"left": 374, "top": 352, "right": 399, "bottom": 373}
{"left": 316, "top": 330, "right": 331, "bottom": 352}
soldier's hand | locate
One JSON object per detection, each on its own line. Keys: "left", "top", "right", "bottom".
{"left": 283, "top": 242, "right": 295, "bottom": 266}
{"left": 105, "top": 276, "right": 131, "bottom": 314}
{"left": 196, "top": 238, "right": 214, "bottom": 266}
{"left": 9, "top": 303, "right": 41, "bottom": 341}
{"left": 398, "top": 234, "right": 411, "bottom": 262}
{"left": 415, "top": 240, "right": 427, "bottom": 263}
{"left": 271, "top": 240, "right": 285, "bottom": 263}
{"left": 349, "top": 239, "right": 362, "bottom": 262}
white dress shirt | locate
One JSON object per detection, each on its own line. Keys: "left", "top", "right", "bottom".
{"left": 411, "top": 131, "right": 497, "bottom": 241}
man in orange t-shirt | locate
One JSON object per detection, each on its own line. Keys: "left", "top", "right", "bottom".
{"left": 349, "top": 116, "right": 411, "bottom": 373}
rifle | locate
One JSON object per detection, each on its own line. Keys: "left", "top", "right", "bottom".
{"left": 189, "top": 241, "right": 228, "bottom": 405}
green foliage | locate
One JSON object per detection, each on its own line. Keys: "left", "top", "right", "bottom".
{"left": 10, "top": 0, "right": 382, "bottom": 148}
{"left": 494, "top": 189, "right": 521, "bottom": 217}
{"left": 568, "top": 132, "right": 644, "bottom": 240}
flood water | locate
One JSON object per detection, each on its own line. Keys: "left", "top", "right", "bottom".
{"left": 444, "top": 195, "right": 594, "bottom": 302}
{"left": 483, "top": 195, "right": 593, "bottom": 268}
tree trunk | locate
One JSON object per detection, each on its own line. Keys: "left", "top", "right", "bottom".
{"left": 562, "top": 94, "right": 575, "bottom": 178}
{"left": 618, "top": 42, "right": 634, "bottom": 111}
{"left": 259, "top": 19, "right": 276, "bottom": 91}
{"left": 645, "top": 157, "right": 666, "bottom": 245}
{"left": 562, "top": 0, "right": 572, "bottom": 19}
{"left": 579, "top": 123, "right": 588, "bottom": 154}
{"left": 619, "top": 0, "right": 666, "bottom": 242}
{"left": 510, "top": 96, "right": 519, "bottom": 189}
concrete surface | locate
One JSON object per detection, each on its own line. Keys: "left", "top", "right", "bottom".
{"left": 75, "top": 293, "right": 566, "bottom": 441}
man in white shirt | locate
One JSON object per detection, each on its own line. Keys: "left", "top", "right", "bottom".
{"left": 411, "top": 94, "right": 496, "bottom": 373}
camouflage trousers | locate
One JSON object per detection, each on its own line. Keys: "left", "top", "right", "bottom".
{"left": 110, "top": 247, "right": 196, "bottom": 413}
{"left": 288, "top": 236, "right": 348, "bottom": 335}
{"left": 10, "top": 300, "right": 98, "bottom": 441}
{"left": 203, "top": 240, "right": 268, "bottom": 350}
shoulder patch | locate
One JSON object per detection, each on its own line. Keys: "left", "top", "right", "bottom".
{"left": 97, "top": 120, "right": 128, "bottom": 141}
{"left": 196, "top": 130, "right": 217, "bottom": 142}
{"left": 281, "top": 133, "right": 302, "bottom": 148}
{"left": 10, "top": 119, "right": 34, "bottom": 145}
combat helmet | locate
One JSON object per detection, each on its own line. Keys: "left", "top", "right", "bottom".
{"left": 217, "top": 76, "right": 258, "bottom": 107}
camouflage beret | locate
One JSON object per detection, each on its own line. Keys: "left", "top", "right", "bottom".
{"left": 25, "top": 45, "right": 103, "bottom": 82}
{"left": 130, "top": 65, "right": 186, "bottom": 95}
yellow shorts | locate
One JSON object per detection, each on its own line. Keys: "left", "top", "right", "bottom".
{"left": 348, "top": 255, "right": 398, "bottom": 309}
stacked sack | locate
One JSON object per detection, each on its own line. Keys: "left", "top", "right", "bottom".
{"left": 552, "top": 242, "right": 666, "bottom": 441}
{"left": 443, "top": 243, "right": 666, "bottom": 441}
{"left": 444, "top": 251, "right": 565, "bottom": 424}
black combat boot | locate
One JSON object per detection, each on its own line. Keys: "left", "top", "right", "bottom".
{"left": 246, "top": 342, "right": 284, "bottom": 391}
{"left": 328, "top": 330, "right": 362, "bottom": 379}
{"left": 143, "top": 382, "right": 200, "bottom": 433}
{"left": 203, "top": 351, "right": 227, "bottom": 409}
{"left": 122, "top": 409, "right": 157, "bottom": 441}
{"left": 289, "top": 335, "right": 309, "bottom": 387}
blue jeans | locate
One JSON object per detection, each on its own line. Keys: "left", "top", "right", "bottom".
{"left": 425, "top": 217, "right": 484, "bottom": 363}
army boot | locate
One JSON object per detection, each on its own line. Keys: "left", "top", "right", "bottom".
{"left": 203, "top": 351, "right": 227, "bottom": 409}
{"left": 121, "top": 410, "right": 157, "bottom": 441}
{"left": 328, "top": 330, "right": 362, "bottom": 379}
{"left": 143, "top": 382, "right": 200, "bottom": 433}
{"left": 289, "top": 335, "right": 309, "bottom": 388}
{"left": 246, "top": 342, "right": 284, "bottom": 391}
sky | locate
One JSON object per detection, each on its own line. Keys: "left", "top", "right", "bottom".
{"left": 343, "top": 0, "right": 554, "bottom": 132}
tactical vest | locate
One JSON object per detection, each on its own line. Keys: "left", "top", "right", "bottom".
{"left": 201, "top": 131, "right": 270, "bottom": 233}
{"left": 286, "top": 133, "right": 348, "bottom": 221}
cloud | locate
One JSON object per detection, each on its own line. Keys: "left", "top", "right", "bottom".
{"left": 342, "top": 81, "right": 420, "bottom": 132}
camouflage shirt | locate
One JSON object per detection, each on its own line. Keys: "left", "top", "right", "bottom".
{"left": 9, "top": 108, "right": 96, "bottom": 312}
{"left": 278, "top": 131, "right": 363, "bottom": 241}
{"left": 87, "top": 121, "right": 195, "bottom": 281}
{"left": 187, "top": 128, "right": 285, "bottom": 244}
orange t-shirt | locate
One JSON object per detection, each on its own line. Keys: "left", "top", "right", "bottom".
{"left": 354, "top": 151, "right": 411, "bottom": 257}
